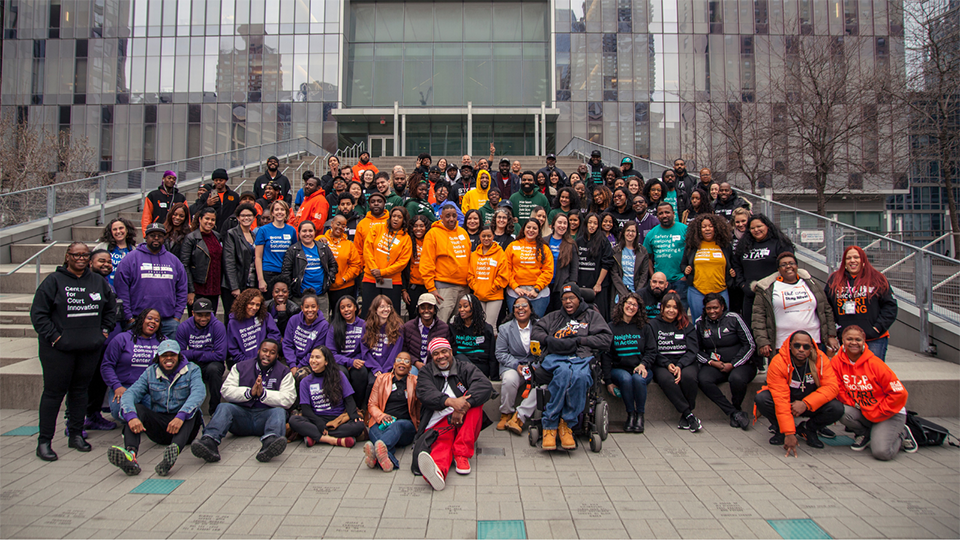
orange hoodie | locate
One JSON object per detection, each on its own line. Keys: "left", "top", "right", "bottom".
{"left": 354, "top": 211, "right": 389, "bottom": 260}
{"left": 363, "top": 228, "right": 413, "bottom": 284}
{"left": 322, "top": 230, "right": 363, "bottom": 291}
{"left": 420, "top": 221, "right": 472, "bottom": 290}
{"left": 832, "top": 346, "right": 908, "bottom": 423}
{"left": 408, "top": 238, "right": 425, "bottom": 286}
{"left": 757, "top": 333, "right": 840, "bottom": 436}
{"left": 291, "top": 189, "right": 329, "bottom": 231}
{"left": 505, "top": 238, "right": 554, "bottom": 291}
{"left": 468, "top": 243, "right": 511, "bottom": 301}
{"left": 352, "top": 161, "right": 379, "bottom": 183}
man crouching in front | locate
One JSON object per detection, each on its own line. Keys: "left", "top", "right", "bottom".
{"left": 414, "top": 338, "right": 493, "bottom": 491}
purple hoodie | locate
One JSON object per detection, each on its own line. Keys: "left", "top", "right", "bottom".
{"left": 360, "top": 328, "right": 405, "bottom": 375}
{"left": 175, "top": 316, "right": 227, "bottom": 364}
{"left": 282, "top": 312, "right": 330, "bottom": 368}
{"left": 101, "top": 331, "right": 161, "bottom": 390}
{"left": 227, "top": 314, "right": 281, "bottom": 363}
{"left": 114, "top": 243, "right": 188, "bottom": 320}
{"left": 324, "top": 318, "right": 365, "bottom": 368}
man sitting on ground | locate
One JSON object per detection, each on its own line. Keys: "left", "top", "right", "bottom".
{"left": 191, "top": 339, "right": 295, "bottom": 463}
{"left": 415, "top": 338, "right": 493, "bottom": 491}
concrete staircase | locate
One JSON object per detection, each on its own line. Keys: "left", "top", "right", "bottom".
{"left": 3, "top": 154, "right": 959, "bottom": 424}
{"left": 361, "top": 155, "right": 588, "bottom": 179}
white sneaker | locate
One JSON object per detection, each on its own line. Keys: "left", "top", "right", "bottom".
{"left": 418, "top": 452, "right": 445, "bottom": 491}
{"left": 902, "top": 425, "right": 919, "bottom": 453}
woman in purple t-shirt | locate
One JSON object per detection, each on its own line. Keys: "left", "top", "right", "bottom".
{"left": 288, "top": 347, "right": 366, "bottom": 448}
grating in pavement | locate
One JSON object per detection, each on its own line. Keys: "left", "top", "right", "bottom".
{"left": 129, "top": 479, "right": 184, "bottom": 494}
{"left": 768, "top": 519, "right": 833, "bottom": 539}
{"left": 821, "top": 435, "right": 856, "bottom": 446}
{"left": 1, "top": 426, "right": 39, "bottom": 436}
{"left": 478, "top": 520, "right": 526, "bottom": 539}
{"left": 478, "top": 447, "right": 506, "bottom": 456}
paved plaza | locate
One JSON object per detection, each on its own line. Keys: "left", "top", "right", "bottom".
{"left": 1, "top": 408, "right": 958, "bottom": 539}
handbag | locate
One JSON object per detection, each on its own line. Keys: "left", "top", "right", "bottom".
{"left": 906, "top": 411, "right": 959, "bottom": 448}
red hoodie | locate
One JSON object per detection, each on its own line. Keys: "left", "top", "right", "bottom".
{"left": 832, "top": 346, "right": 908, "bottom": 423}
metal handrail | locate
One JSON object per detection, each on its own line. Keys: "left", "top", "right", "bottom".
{"left": 1, "top": 241, "right": 60, "bottom": 290}
{"left": 559, "top": 136, "right": 959, "bottom": 265}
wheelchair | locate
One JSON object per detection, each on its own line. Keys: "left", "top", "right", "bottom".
{"left": 523, "top": 289, "right": 610, "bottom": 453}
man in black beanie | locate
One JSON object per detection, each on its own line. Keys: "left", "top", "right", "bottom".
{"left": 253, "top": 156, "right": 291, "bottom": 202}
{"left": 203, "top": 168, "right": 240, "bottom": 233}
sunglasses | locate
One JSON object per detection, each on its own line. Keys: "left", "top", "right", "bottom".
{"left": 791, "top": 343, "right": 813, "bottom": 351}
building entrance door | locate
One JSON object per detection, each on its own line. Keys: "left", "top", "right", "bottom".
{"left": 368, "top": 136, "right": 395, "bottom": 158}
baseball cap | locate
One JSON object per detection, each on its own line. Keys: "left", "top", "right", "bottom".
{"left": 499, "top": 158, "right": 510, "bottom": 165}
{"left": 621, "top": 157, "right": 633, "bottom": 165}
{"left": 144, "top": 222, "right": 167, "bottom": 236}
{"left": 590, "top": 150, "right": 602, "bottom": 158}
{"left": 546, "top": 153, "right": 556, "bottom": 159}
{"left": 156, "top": 340, "right": 181, "bottom": 356}
{"left": 446, "top": 164, "right": 459, "bottom": 172}
{"left": 192, "top": 298, "right": 215, "bottom": 313}
{"left": 417, "top": 293, "right": 438, "bottom": 307}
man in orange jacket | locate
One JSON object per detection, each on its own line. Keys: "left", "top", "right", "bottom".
{"left": 754, "top": 331, "right": 844, "bottom": 456}
{"left": 290, "top": 176, "right": 329, "bottom": 231}
{"left": 352, "top": 151, "right": 379, "bottom": 182}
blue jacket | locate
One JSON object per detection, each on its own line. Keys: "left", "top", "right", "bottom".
{"left": 120, "top": 358, "right": 206, "bottom": 422}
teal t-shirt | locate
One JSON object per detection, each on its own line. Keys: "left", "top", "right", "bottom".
{"left": 642, "top": 223, "right": 687, "bottom": 282}
{"left": 664, "top": 189, "right": 678, "bottom": 217}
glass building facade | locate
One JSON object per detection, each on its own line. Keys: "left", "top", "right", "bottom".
{"left": 1, "top": 0, "right": 908, "bottom": 192}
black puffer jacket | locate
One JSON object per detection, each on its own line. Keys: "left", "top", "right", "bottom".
{"left": 695, "top": 311, "right": 755, "bottom": 367}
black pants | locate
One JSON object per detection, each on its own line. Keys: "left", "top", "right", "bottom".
{"left": 754, "top": 390, "right": 845, "bottom": 434}
{"left": 345, "top": 366, "right": 372, "bottom": 408}
{"left": 262, "top": 271, "right": 280, "bottom": 300}
{"left": 122, "top": 404, "right": 201, "bottom": 452}
{"left": 360, "top": 282, "right": 403, "bottom": 319}
{"left": 38, "top": 342, "right": 100, "bottom": 443}
{"left": 653, "top": 364, "right": 700, "bottom": 416}
{"left": 328, "top": 285, "right": 356, "bottom": 320}
{"left": 198, "top": 361, "right": 226, "bottom": 415}
{"left": 741, "top": 291, "right": 764, "bottom": 369}
{"left": 729, "top": 286, "right": 744, "bottom": 316}
{"left": 86, "top": 353, "right": 109, "bottom": 416}
{"left": 698, "top": 364, "right": 758, "bottom": 416}
{"left": 289, "top": 413, "right": 367, "bottom": 440}
{"left": 404, "top": 283, "right": 428, "bottom": 320}
{"left": 457, "top": 353, "right": 494, "bottom": 380}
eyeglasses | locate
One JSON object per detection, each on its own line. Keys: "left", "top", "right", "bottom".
{"left": 395, "top": 358, "right": 412, "bottom": 365}
{"left": 791, "top": 343, "right": 812, "bottom": 351}
{"left": 67, "top": 252, "right": 91, "bottom": 259}
{"left": 779, "top": 261, "right": 798, "bottom": 268}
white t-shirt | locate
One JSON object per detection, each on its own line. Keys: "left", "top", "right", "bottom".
{"left": 425, "top": 370, "right": 457, "bottom": 430}
{"left": 518, "top": 321, "right": 532, "bottom": 354}
{"left": 772, "top": 279, "right": 821, "bottom": 348}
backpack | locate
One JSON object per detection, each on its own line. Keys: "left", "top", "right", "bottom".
{"left": 906, "top": 411, "right": 960, "bottom": 448}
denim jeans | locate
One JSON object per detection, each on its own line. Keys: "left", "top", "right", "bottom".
{"left": 609, "top": 368, "right": 653, "bottom": 414}
{"left": 668, "top": 279, "right": 689, "bottom": 310}
{"left": 867, "top": 337, "right": 888, "bottom": 361}
{"left": 367, "top": 418, "right": 417, "bottom": 468}
{"left": 201, "top": 403, "right": 287, "bottom": 443}
{"left": 541, "top": 354, "right": 593, "bottom": 430}
{"left": 110, "top": 393, "right": 152, "bottom": 422}
{"left": 687, "top": 287, "right": 729, "bottom": 323}
{"left": 160, "top": 317, "right": 180, "bottom": 340}
{"left": 504, "top": 293, "right": 550, "bottom": 318}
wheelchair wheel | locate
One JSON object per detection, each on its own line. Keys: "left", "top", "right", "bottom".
{"left": 595, "top": 400, "right": 609, "bottom": 441}
{"left": 589, "top": 431, "right": 602, "bottom": 452}
{"left": 528, "top": 426, "right": 539, "bottom": 447}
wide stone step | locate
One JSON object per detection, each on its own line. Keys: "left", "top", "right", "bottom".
{"left": 0, "top": 311, "right": 32, "bottom": 325}
{"left": 10, "top": 243, "right": 95, "bottom": 265}
{"left": 0, "top": 324, "right": 37, "bottom": 338}
{"left": 0, "top": 264, "right": 59, "bottom": 294}
{"left": 0, "top": 294, "right": 34, "bottom": 312}
{"left": 73, "top": 225, "right": 142, "bottom": 243}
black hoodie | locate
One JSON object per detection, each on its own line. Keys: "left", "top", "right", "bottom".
{"left": 31, "top": 266, "right": 117, "bottom": 351}
{"left": 713, "top": 188, "right": 749, "bottom": 221}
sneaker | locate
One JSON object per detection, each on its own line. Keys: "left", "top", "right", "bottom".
{"left": 497, "top": 413, "right": 511, "bottom": 431}
{"left": 902, "top": 425, "right": 919, "bottom": 454}
{"left": 256, "top": 436, "right": 287, "bottom": 462}
{"left": 730, "top": 411, "right": 750, "bottom": 430}
{"left": 418, "top": 452, "right": 445, "bottom": 491}
{"left": 363, "top": 442, "right": 377, "bottom": 469}
{"left": 818, "top": 427, "right": 837, "bottom": 439}
{"left": 303, "top": 436, "right": 316, "bottom": 448}
{"left": 800, "top": 424, "right": 824, "bottom": 449}
{"left": 686, "top": 414, "right": 702, "bottom": 433}
{"left": 769, "top": 433, "right": 785, "bottom": 445}
{"left": 851, "top": 433, "right": 871, "bottom": 451}
{"left": 678, "top": 415, "right": 691, "bottom": 430}
{"left": 374, "top": 440, "right": 394, "bottom": 472}
{"left": 154, "top": 444, "right": 180, "bottom": 476}
{"left": 85, "top": 413, "right": 117, "bottom": 431}
{"left": 107, "top": 446, "right": 141, "bottom": 476}
{"left": 455, "top": 456, "right": 471, "bottom": 475}
{"left": 190, "top": 436, "right": 221, "bottom": 463}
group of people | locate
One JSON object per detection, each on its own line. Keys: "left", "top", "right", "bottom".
{"left": 29, "top": 150, "right": 915, "bottom": 491}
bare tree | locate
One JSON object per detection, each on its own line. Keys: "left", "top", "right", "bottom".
{"left": 899, "top": 0, "right": 960, "bottom": 255}
{"left": 697, "top": 96, "right": 782, "bottom": 195}
{"left": 0, "top": 115, "right": 97, "bottom": 228}
{"left": 769, "top": 34, "right": 904, "bottom": 215}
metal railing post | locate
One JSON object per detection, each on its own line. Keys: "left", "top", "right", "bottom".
{"left": 46, "top": 186, "right": 55, "bottom": 242}
{"left": 824, "top": 221, "right": 840, "bottom": 274}
{"left": 139, "top": 168, "right": 147, "bottom": 211}
{"left": 915, "top": 253, "right": 936, "bottom": 355}
{"left": 99, "top": 177, "right": 107, "bottom": 226}
{"left": 36, "top": 257, "right": 42, "bottom": 290}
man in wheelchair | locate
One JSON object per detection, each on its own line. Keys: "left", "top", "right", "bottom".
{"left": 530, "top": 283, "right": 612, "bottom": 450}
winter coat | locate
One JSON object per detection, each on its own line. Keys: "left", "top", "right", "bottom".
{"left": 752, "top": 269, "right": 836, "bottom": 350}
{"left": 223, "top": 226, "right": 256, "bottom": 292}
{"left": 279, "top": 241, "right": 338, "bottom": 296}
{"left": 179, "top": 229, "right": 224, "bottom": 293}
{"left": 401, "top": 318, "right": 451, "bottom": 365}
{"left": 759, "top": 335, "right": 839, "bottom": 436}
{"left": 415, "top": 356, "right": 494, "bottom": 435}
{"left": 120, "top": 357, "right": 205, "bottom": 422}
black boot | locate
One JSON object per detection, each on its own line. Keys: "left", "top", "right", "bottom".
{"left": 68, "top": 434, "right": 92, "bottom": 452}
{"left": 636, "top": 413, "right": 644, "bottom": 433}
{"left": 624, "top": 412, "right": 636, "bottom": 433}
{"left": 37, "top": 441, "right": 58, "bottom": 461}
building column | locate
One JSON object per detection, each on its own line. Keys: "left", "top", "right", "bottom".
{"left": 401, "top": 114, "right": 406, "bottom": 157}
{"left": 534, "top": 114, "right": 540, "bottom": 156}
{"left": 467, "top": 101, "right": 473, "bottom": 157}
{"left": 541, "top": 102, "right": 547, "bottom": 157}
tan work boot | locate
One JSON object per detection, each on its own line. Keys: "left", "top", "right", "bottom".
{"left": 542, "top": 429, "right": 557, "bottom": 450}
{"left": 506, "top": 413, "right": 524, "bottom": 436}
{"left": 497, "top": 413, "right": 511, "bottom": 431}
{"left": 558, "top": 419, "right": 576, "bottom": 450}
